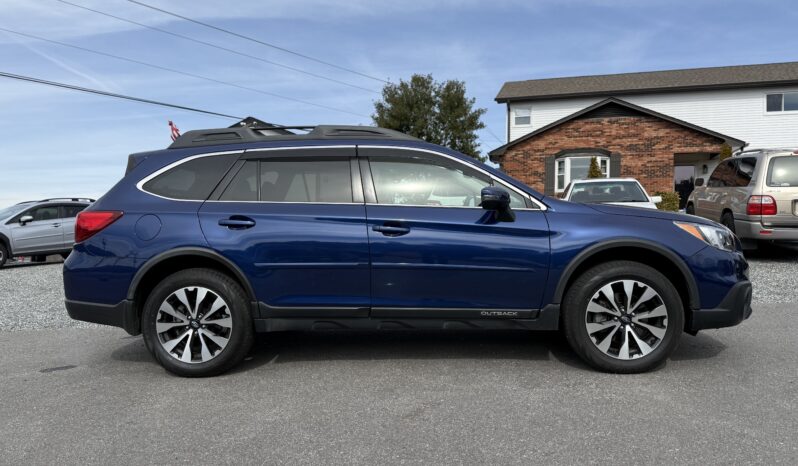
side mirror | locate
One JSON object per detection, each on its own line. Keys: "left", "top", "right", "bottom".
{"left": 694, "top": 178, "right": 705, "bottom": 187}
{"left": 481, "top": 186, "right": 515, "bottom": 222}
{"left": 651, "top": 195, "right": 663, "bottom": 204}
{"left": 19, "top": 215, "right": 33, "bottom": 225}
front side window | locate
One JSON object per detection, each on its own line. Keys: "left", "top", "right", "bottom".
{"left": 766, "top": 92, "right": 798, "bottom": 112}
{"left": 767, "top": 156, "right": 798, "bottom": 187}
{"left": 142, "top": 154, "right": 238, "bottom": 200}
{"left": 221, "top": 159, "right": 353, "bottom": 203}
{"left": 514, "top": 106, "right": 531, "bottom": 126}
{"left": 369, "top": 157, "right": 528, "bottom": 209}
{"left": 555, "top": 156, "right": 610, "bottom": 192}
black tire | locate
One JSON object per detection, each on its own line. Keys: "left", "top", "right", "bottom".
{"left": 142, "top": 268, "right": 254, "bottom": 377}
{"left": 685, "top": 203, "right": 695, "bottom": 215}
{"left": 721, "top": 211, "right": 736, "bottom": 234}
{"left": 31, "top": 255, "right": 46, "bottom": 263}
{"left": 60, "top": 252, "right": 70, "bottom": 260}
{"left": 0, "top": 243, "right": 7, "bottom": 268}
{"left": 562, "top": 261, "right": 684, "bottom": 373}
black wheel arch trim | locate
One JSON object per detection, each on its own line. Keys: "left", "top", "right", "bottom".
{"left": 126, "top": 247, "right": 257, "bottom": 302}
{"left": 553, "top": 239, "right": 701, "bottom": 310}
{"left": 0, "top": 233, "right": 11, "bottom": 254}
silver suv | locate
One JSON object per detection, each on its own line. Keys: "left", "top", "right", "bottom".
{"left": 0, "top": 198, "right": 93, "bottom": 267}
{"left": 686, "top": 149, "right": 798, "bottom": 249}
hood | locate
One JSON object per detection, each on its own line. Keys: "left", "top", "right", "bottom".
{"left": 586, "top": 203, "right": 718, "bottom": 226}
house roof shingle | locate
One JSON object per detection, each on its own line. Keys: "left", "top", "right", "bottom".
{"left": 496, "top": 61, "right": 798, "bottom": 102}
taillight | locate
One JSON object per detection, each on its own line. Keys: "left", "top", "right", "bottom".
{"left": 75, "top": 211, "right": 123, "bottom": 243}
{"left": 746, "top": 195, "right": 777, "bottom": 216}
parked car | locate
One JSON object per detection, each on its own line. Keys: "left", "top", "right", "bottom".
{"left": 64, "top": 125, "right": 751, "bottom": 376}
{"left": 0, "top": 198, "right": 93, "bottom": 267}
{"left": 562, "top": 178, "right": 662, "bottom": 209}
{"left": 686, "top": 149, "right": 798, "bottom": 249}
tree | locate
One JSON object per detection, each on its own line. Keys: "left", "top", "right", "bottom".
{"left": 587, "top": 156, "right": 603, "bottom": 178}
{"left": 373, "top": 74, "right": 486, "bottom": 160}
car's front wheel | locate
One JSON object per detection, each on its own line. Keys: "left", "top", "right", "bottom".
{"left": 562, "top": 261, "right": 684, "bottom": 373}
{"left": 142, "top": 268, "right": 254, "bottom": 377}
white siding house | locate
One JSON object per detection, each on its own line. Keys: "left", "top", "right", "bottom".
{"left": 508, "top": 86, "right": 798, "bottom": 148}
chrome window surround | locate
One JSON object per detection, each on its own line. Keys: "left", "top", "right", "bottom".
{"left": 137, "top": 145, "right": 548, "bottom": 211}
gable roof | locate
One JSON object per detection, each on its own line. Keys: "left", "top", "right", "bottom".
{"left": 496, "top": 61, "right": 798, "bottom": 102}
{"left": 488, "top": 98, "right": 745, "bottom": 159}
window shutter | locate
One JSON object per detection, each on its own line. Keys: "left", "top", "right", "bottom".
{"left": 610, "top": 152, "right": 621, "bottom": 177}
{"left": 544, "top": 156, "right": 555, "bottom": 195}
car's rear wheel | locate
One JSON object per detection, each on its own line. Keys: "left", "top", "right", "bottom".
{"left": 0, "top": 243, "right": 7, "bottom": 267}
{"left": 142, "top": 268, "right": 254, "bottom": 377}
{"left": 562, "top": 261, "right": 684, "bottom": 373}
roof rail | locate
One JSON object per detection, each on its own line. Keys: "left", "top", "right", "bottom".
{"left": 39, "top": 198, "right": 96, "bottom": 203}
{"left": 168, "top": 125, "right": 421, "bottom": 149}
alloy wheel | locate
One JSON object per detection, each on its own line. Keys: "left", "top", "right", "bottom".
{"left": 156, "top": 286, "right": 233, "bottom": 364}
{"left": 584, "top": 279, "right": 668, "bottom": 360}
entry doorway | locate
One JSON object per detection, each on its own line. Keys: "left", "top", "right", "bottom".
{"left": 674, "top": 165, "right": 696, "bottom": 209}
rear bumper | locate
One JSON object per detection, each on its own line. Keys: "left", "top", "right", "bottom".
{"left": 65, "top": 299, "right": 140, "bottom": 335}
{"left": 736, "top": 219, "right": 798, "bottom": 241}
{"left": 689, "top": 280, "right": 752, "bottom": 332}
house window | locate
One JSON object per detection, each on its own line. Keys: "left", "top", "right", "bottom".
{"left": 555, "top": 155, "right": 611, "bottom": 192}
{"left": 766, "top": 92, "right": 798, "bottom": 112}
{"left": 514, "top": 106, "right": 531, "bottom": 126}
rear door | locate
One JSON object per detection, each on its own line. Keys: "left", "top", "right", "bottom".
{"left": 8, "top": 205, "right": 64, "bottom": 254}
{"left": 198, "top": 146, "right": 371, "bottom": 316}
{"left": 699, "top": 159, "right": 737, "bottom": 220}
{"left": 59, "top": 204, "right": 87, "bottom": 247}
{"left": 762, "top": 155, "right": 798, "bottom": 228}
{"left": 360, "top": 146, "right": 550, "bottom": 317}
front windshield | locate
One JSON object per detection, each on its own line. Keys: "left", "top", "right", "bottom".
{"left": 568, "top": 181, "right": 649, "bottom": 203}
{"left": 0, "top": 204, "right": 25, "bottom": 220}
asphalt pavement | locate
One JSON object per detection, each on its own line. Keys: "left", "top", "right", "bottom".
{"left": 0, "top": 252, "right": 797, "bottom": 464}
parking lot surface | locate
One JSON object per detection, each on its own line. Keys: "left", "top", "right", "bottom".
{"left": 1, "top": 250, "right": 797, "bottom": 464}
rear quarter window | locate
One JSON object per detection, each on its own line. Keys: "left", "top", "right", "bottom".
{"left": 142, "top": 154, "right": 238, "bottom": 200}
{"left": 767, "top": 156, "right": 798, "bottom": 187}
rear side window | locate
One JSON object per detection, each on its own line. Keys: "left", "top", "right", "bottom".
{"left": 220, "top": 159, "right": 353, "bottom": 203}
{"left": 142, "top": 154, "right": 238, "bottom": 200}
{"left": 261, "top": 160, "right": 352, "bottom": 203}
{"left": 735, "top": 157, "right": 757, "bottom": 187}
{"left": 767, "top": 156, "right": 798, "bottom": 187}
{"left": 61, "top": 205, "right": 87, "bottom": 218}
{"left": 708, "top": 160, "right": 737, "bottom": 187}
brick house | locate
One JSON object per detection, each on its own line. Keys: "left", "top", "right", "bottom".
{"left": 490, "top": 62, "right": 798, "bottom": 205}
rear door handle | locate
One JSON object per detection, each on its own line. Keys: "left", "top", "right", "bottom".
{"left": 218, "top": 217, "right": 256, "bottom": 229}
{"left": 372, "top": 224, "right": 410, "bottom": 236}
{"left": 52, "top": 223, "right": 61, "bottom": 228}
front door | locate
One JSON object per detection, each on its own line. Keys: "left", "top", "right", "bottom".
{"left": 360, "top": 147, "right": 551, "bottom": 318}
{"left": 8, "top": 205, "right": 64, "bottom": 254}
{"left": 199, "top": 147, "right": 370, "bottom": 316}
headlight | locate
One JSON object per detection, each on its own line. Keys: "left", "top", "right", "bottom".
{"left": 674, "top": 221, "right": 736, "bottom": 251}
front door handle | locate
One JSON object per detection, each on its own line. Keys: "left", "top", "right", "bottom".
{"left": 218, "top": 217, "right": 256, "bottom": 229}
{"left": 373, "top": 224, "right": 410, "bottom": 236}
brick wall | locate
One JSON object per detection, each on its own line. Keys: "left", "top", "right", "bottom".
{"left": 496, "top": 115, "right": 726, "bottom": 195}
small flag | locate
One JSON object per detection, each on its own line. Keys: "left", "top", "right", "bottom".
{"left": 168, "top": 120, "right": 181, "bottom": 141}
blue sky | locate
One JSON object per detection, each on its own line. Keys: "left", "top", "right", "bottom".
{"left": 1, "top": 0, "right": 796, "bottom": 205}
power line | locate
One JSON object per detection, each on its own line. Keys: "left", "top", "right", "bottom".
{"left": 127, "top": 0, "right": 389, "bottom": 84}
{"left": 0, "top": 27, "right": 370, "bottom": 118}
{"left": 0, "top": 70, "right": 243, "bottom": 119}
{"left": 52, "top": 0, "right": 379, "bottom": 94}
{"left": 484, "top": 127, "right": 504, "bottom": 144}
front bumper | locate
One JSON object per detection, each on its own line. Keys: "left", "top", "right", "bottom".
{"left": 689, "top": 280, "right": 752, "bottom": 332}
{"left": 65, "top": 299, "right": 140, "bottom": 335}
{"left": 735, "top": 219, "right": 798, "bottom": 241}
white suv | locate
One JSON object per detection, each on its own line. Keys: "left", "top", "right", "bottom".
{"left": 687, "top": 149, "right": 798, "bottom": 249}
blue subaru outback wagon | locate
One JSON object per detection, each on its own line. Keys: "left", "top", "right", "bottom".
{"left": 64, "top": 125, "right": 752, "bottom": 376}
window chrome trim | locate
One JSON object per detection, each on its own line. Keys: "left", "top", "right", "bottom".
{"left": 136, "top": 145, "right": 357, "bottom": 202}
{"left": 136, "top": 150, "right": 244, "bottom": 202}
{"left": 358, "top": 145, "right": 548, "bottom": 211}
